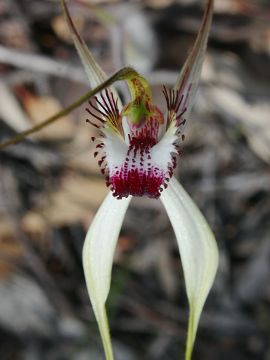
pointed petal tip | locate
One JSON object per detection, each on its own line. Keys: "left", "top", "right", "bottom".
{"left": 160, "top": 177, "right": 218, "bottom": 360}
{"left": 174, "top": 0, "right": 214, "bottom": 124}
{"left": 61, "top": 0, "right": 112, "bottom": 89}
{"left": 61, "top": 0, "right": 126, "bottom": 111}
{"left": 61, "top": 0, "right": 83, "bottom": 44}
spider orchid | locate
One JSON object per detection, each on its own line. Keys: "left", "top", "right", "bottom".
{"left": 61, "top": 0, "right": 218, "bottom": 359}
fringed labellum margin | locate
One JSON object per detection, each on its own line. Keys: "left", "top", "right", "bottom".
{"left": 87, "top": 76, "right": 187, "bottom": 199}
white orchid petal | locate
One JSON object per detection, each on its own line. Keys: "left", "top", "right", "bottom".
{"left": 83, "top": 192, "right": 131, "bottom": 359}
{"left": 175, "top": 0, "right": 214, "bottom": 121}
{"left": 61, "top": 0, "right": 122, "bottom": 108}
{"left": 160, "top": 177, "right": 218, "bottom": 360}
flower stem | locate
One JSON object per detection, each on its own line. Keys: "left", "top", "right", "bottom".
{"left": 0, "top": 66, "right": 138, "bottom": 151}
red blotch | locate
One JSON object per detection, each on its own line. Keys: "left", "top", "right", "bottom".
{"left": 110, "top": 169, "right": 164, "bottom": 199}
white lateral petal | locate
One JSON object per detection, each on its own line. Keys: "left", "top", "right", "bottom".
{"left": 160, "top": 177, "right": 218, "bottom": 360}
{"left": 61, "top": 0, "right": 122, "bottom": 108}
{"left": 174, "top": 0, "right": 214, "bottom": 122}
{"left": 83, "top": 192, "right": 131, "bottom": 359}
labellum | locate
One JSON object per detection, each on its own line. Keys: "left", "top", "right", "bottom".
{"left": 86, "top": 75, "right": 188, "bottom": 199}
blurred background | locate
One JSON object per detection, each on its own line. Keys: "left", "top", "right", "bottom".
{"left": 0, "top": 0, "right": 270, "bottom": 359}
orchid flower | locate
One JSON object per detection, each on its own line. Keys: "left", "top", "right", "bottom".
{"left": 61, "top": 0, "right": 218, "bottom": 359}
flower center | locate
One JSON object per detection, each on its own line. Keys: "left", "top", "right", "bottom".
{"left": 86, "top": 76, "right": 186, "bottom": 199}
{"left": 109, "top": 116, "right": 165, "bottom": 198}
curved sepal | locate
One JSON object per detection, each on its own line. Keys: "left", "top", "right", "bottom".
{"left": 160, "top": 177, "right": 218, "bottom": 360}
{"left": 174, "top": 0, "right": 214, "bottom": 122}
{"left": 61, "top": 0, "right": 122, "bottom": 108}
{"left": 61, "top": 0, "right": 107, "bottom": 86}
{"left": 83, "top": 192, "right": 131, "bottom": 359}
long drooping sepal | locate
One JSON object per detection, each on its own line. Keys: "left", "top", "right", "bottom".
{"left": 83, "top": 193, "right": 131, "bottom": 360}
{"left": 174, "top": 0, "right": 214, "bottom": 122}
{"left": 160, "top": 177, "right": 218, "bottom": 360}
